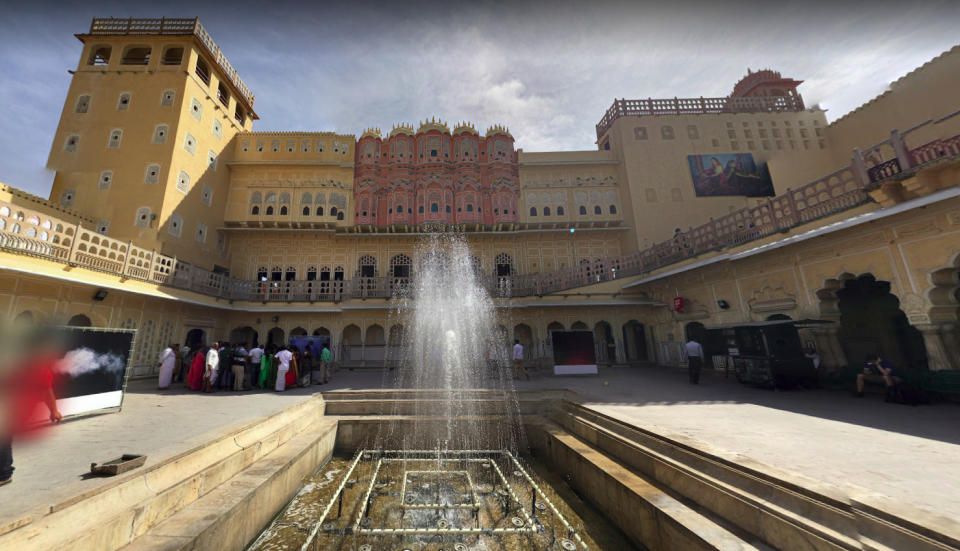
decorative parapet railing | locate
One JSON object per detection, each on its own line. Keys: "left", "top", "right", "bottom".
{"left": 1, "top": 123, "right": 957, "bottom": 303}
{"left": 87, "top": 17, "right": 254, "bottom": 108}
{"left": 596, "top": 95, "right": 805, "bottom": 139}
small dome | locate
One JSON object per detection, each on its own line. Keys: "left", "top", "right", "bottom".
{"left": 452, "top": 121, "right": 478, "bottom": 136}
{"left": 417, "top": 117, "right": 450, "bottom": 134}
{"left": 360, "top": 127, "right": 381, "bottom": 139}
{"left": 389, "top": 123, "right": 415, "bottom": 138}
{"left": 485, "top": 124, "right": 512, "bottom": 138}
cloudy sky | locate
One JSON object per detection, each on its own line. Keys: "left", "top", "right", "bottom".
{"left": 1, "top": 0, "right": 957, "bottom": 197}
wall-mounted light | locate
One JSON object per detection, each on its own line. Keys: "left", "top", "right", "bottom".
{"left": 93, "top": 289, "right": 108, "bottom": 301}
{"left": 717, "top": 300, "right": 730, "bottom": 310}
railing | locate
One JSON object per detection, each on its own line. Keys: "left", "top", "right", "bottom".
{"left": 596, "top": 95, "right": 804, "bottom": 138}
{"left": 87, "top": 17, "right": 255, "bottom": 108}
{"left": 2, "top": 126, "right": 958, "bottom": 304}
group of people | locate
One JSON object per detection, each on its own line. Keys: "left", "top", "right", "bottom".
{"left": 157, "top": 342, "right": 334, "bottom": 393}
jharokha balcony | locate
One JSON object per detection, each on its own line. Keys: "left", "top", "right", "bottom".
{"left": 1, "top": 118, "right": 958, "bottom": 303}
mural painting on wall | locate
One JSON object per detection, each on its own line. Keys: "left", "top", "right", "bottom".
{"left": 686, "top": 153, "right": 774, "bottom": 197}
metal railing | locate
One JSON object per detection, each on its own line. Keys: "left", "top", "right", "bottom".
{"left": 2, "top": 125, "right": 957, "bottom": 303}
{"left": 87, "top": 17, "right": 255, "bottom": 108}
{"left": 596, "top": 95, "right": 805, "bottom": 138}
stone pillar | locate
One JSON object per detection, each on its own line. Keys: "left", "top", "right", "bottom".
{"left": 851, "top": 148, "right": 869, "bottom": 187}
{"left": 916, "top": 324, "right": 952, "bottom": 371}
{"left": 938, "top": 323, "right": 960, "bottom": 370}
{"left": 890, "top": 129, "right": 913, "bottom": 172}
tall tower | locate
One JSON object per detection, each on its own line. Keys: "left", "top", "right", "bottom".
{"left": 46, "top": 17, "right": 256, "bottom": 270}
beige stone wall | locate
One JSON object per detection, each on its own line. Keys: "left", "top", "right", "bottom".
{"left": 602, "top": 110, "right": 830, "bottom": 249}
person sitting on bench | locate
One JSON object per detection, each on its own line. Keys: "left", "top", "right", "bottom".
{"left": 856, "top": 354, "right": 900, "bottom": 398}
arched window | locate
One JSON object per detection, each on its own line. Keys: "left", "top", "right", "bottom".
{"left": 543, "top": 206, "right": 551, "bottom": 216}
{"left": 579, "top": 206, "right": 587, "bottom": 215}
{"left": 316, "top": 206, "right": 324, "bottom": 216}
{"left": 251, "top": 206, "right": 260, "bottom": 215}
{"left": 466, "top": 204, "right": 474, "bottom": 212}
{"left": 302, "top": 206, "right": 310, "bottom": 216}
{"left": 285, "top": 266, "right": 297, "bottom": 281}
{"left": 280, "top": 206, "right": 288, "bottom": 216}
{"left": 337, "top": 211, "right": 344, "bottom": 221}
{"left": 358, "top": 255, "right": 377, "bottom": 277}
{"left": 557, "top": 206, "right": 565, "bottom": 215}
{"left": 330, "top": 206, "right": 338, "bottom": 217}
{"left": 195, "top": 58, "right": 211, "bottom": 85}
{"left": 234, "top": 105, "right": 245, "bottom": 125}
{"left": 271, "top": 266, "right": 282, "bottom": 281}
{"left": 162, "top": 46, "right": 183, "bottom": 65}
{"left": 88, "top": 45, "right": 111, "bottom": 66}
{"left": 609, "top": 204, "right": 617, "bottom": 214}
{"left": 390, "top": 254, "right": 412, "bottom": 278}
{"left": 121, "top": 45, "right": 151, "bottom": 65}
{"left": 257, "top": 267, "right": 268, "bottom": 281}
{"left": 445, "top": 205, "right": 451, "bottom": 213}
{"left": 266, "top": 206, "right": 274, "bottom": 215}
{"left": 529, "top": 207, "right": 537, "bottom": 217}
{"left": 495, "top": 253, "right": 512, "bottom": 277}
{"left": 418, "top": 205, "right": 424, "bottom": 214}
{"left": 430, "top": 203, "right": 439, "bottom": 213}
{"left": 594, "top": 205, "right": 602, "bottom": 215}
{"left": 301, "top": 192, "right": 312, "bottom": 205}
{"left": 217, "top": 82, "right": 229, "bottom": 106}
{"left": 306, "top": 266, "right": 317, "bottom": 281}
{"left": 134, "top": 207, "right": 151, "bottom": 228}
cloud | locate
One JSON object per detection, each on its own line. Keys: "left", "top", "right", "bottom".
{"left": 61, "top": 348, "right": 126, "bottom": 376}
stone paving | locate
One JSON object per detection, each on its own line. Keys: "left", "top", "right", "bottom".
{"left": 3, "top": 363, "right": 959, "bottom": 535}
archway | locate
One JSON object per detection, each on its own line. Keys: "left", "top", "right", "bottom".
{"left": 685, "top": 321, "right": 707, "bottom": 342}
{"left": 622, "top": 320, "right": 648, "bottom": 361}
{"left": 229, "top": 326, "right": 258, "bottom": 348}
{"left": 67, "top": 314, "right": 92, "bottom": 327}
{"left": 388, "top": 324, "right": 405, "bottom": 346}
{"left": 342, "top": 324, "right": 362, "bottom": 345}
{"left": 365, "top": 324, "right": 385, "bottom": 346}
{"left": 513, "top": 324, "right": 533, "bottom": 360}
{"left": 594, "top": 321, "right": 616, "bottom": 363}
{"left": 13, "top": 310, "right": 34, "bottom": 325}
{"left": 836, "top": 274, "right": 927, "bottom": 369}
{"left": 267, "top": 327, "right": 285, "bottom": 349}
{"left": 312, "top": 326, "right": 331, "bottom": 337}
{"left": 290, "top": 327, "right": 308, "bottom": 337}
{"left": 185, "top": 328, "right": 206, "bottom": 350}
{"left": 571, "top": 321, "right": 588, "bottom": 331}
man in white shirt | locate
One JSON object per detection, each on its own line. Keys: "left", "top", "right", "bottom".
{"left": 157, "top": 343, "right": 176, "bottom": 390}
{"left": 275, "top": 346, "right": 294, "bottom": 392}
{"left": 204, "top": 342, "right": 220, "bottom": 392}
{"left": 512, "top": 339, "right": 529, "bottom": 380}
{"left": 248, "top": 345, "right": 264, "bottom": 388}
{"left": 684, "top": 338, "right": 704, "bottom": 385}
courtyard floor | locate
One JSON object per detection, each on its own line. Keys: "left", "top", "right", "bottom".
{"left": 2, "top": 363, "right": 959, "bottom": 535}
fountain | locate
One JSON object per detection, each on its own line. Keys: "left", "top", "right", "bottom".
{"left": 248, "top": 235, "right": 628, "bottom": 550}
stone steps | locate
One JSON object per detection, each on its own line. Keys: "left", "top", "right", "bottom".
{"left": 0, "top": 396, "right": 330, "bottom": 551}
{"left": 554, "top": 402, "right": 960, "bottom": 551}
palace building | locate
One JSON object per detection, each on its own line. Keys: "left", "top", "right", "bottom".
{"left": 2, "top": 17, "right": 960, "bottom": 377}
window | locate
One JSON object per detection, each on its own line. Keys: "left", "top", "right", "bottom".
{"left": 75, "top": 95, "right": 91, "bottom": 114}
{"left": 98, "top": 170, "right": 113, "bottom": 190}
{"left": 772, "top": 129, "right": 781, "bottom": 138}
{"left": 645, "top": 189, "right": 658, "bottom": 202}
{"left": 144, "top": 163, "right": 160, "bottom": 184}
{"left": 234, "top": 105, "right": 245, "bottom": 126}
{"left": 686, "top": 125, "right": 699, "bottom": 139}
{"left": 634, "top": 126, "right": 647, "bottom": 140}
{"left": 195, "top": 221, "right": 207, "bottom": 243}
{"left": 466, "top": 204, "right": 473, "bottom": 212}
{"left": 97, "top": 220, "right": 110, "bottom": 234}
{"left": 594, "top": 205, "right": 602, "bottom": 215}
{"left": 121, "top": 46, "right": 151, "bottom": 65}
{"left": 271, "top": 140, "right": 280, "bottom": 152}
{"left": 152, "top": 124, "right": 168, "bottom": 144}
{"left": 430, "top": 203, "right": 439, "bottom": 213}
{"left": 445, "top": 205, "right": 451, "bottom": 213}
{"left": 543, "top": 206, "right": 551, "bottom": 216}
{"left": 107, "top": 129, "right": 123, "bottom": 148}
{"left": 207, "top": 150, "right": 218, "bottom": 170}
{"left": 661, "top": 126, "right": 674, "bottom": 140}
{"left": 212, "top": 119, "right": 222, "bottom": 140}
{"left": 495, "top": 253, "right": 512, "bottom": 277}
{"left": 251, "top": 205, "right": 260, "bottom": 215}
{"left": 315, "top": 141, "right": 325, "bottom": 152}
{"left": 201, "top": 184, "right": 213, "bottom": 206}
{"left": 190, "top": 98, "right": 203, "bottom": 121}
{"left": 176, "top": 170, "right": 190, "bottom": 193}
{"left": 731, "top": 141, "right": 739, "bottom": 150}
{"left": 256, "top": 140, "right": 265, "bottom": 152}
{"left": 330, "top": 206, "right": 338, "bottom": 217}
{"left": 168, "top": 214, "right": 183, "bottom": 237}
{"left": 117, "top": 93, "right": 131, "bottom": 110}
{"left": 134, "top": 207, "right": 151, "bottom": 228}
{"left": 217, "top": 83, "right": 229, "bottom": 107}
{"left": 183, "top": 133, "right": 196, "bottom": 155}
{"left": 609, "top": 204, "right": 617, "bottom": 214}
{"left": 557, "top": 206, "right": 564, "bottom": 215}
{"left": 161, "top": 46, "right": 183, "bottom": 65}
{"left": 60, "top": 190, "right": 75, "bottom": 207}
{"left": 195, "top": 58, "right": 210, "bottom": 85}
{"left": 800, "top": 128, "right": 809, "bottom": 138}
{"left": 257, "top": 267, "right": 268, "bottom": 280}
{"left": 579, "top": 205, "right": 587, "bottom": 215}
{"left": 280, "top": 206, "right": 288, "bottom": 215}
{"left": 302, "top": 206, "right": 310, "bottom": 216}
{"left": 286, "top": 140, "right": 295, "bottom": 152}
{"left": 316, "top": 206, "right": 323, "bottom": 216}
{"left": 727, "top": 130, "right": 736, "bottom": 139}
{"left": 302, "top": 140, "right": 312, "bottom": 152}
{"left": 266, "top": 206, "right": 274, "bottom": 215}
{"left": 337, "top": 211, "right": 344, "bottom": 221}
{"left": 285, "top": 267, "right": 296, "bottom": 281}
{"left": 529, "top": 207, "right": 537, "bottom": 217}
{"left": 88, "top": 45, "right": 111, "bottom": 66}
{"left": 161, "top": 89, "right": 175, "bottom": 107}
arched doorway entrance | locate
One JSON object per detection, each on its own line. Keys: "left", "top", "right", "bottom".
{"left": 622, "top": 320, "right": 648, "bottom": 362}
{"left": 290, "top": 327, "right": 308, "bottom": 338}
{"left": 185, "top": 328, "right": 206, "bottom": 350}
{"left": 836, "top": 274, "right": 927, "bottom": 369}
{"left": 266, "top": 327, "right": 285, "bottom": 349}
{"left": 571, "top": 321, "right": 588, "bottom": 331}
{"left": 229, "top": 326, "right": 258, "bottom": 348}
{"left": 67, "top": 314, "right": 92, "bottom": 327}
{"left": 594, "top": 321, "right": 615, "bottom": 363}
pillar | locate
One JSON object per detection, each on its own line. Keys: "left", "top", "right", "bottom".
{"left": 916, "top": 323, "right": 952, "bottom": 371}
{"left": 938, "top": 323, "right": 960, "bottom": 370}
{"left": 890, "top": 129, "right": 913, "bottom": 172}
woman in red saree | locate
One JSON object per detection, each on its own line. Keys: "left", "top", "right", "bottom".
{"left": 187, "top": 349, "right": 205, "bottom": 390}
{"left": 284, "top": 353, "right": 299, "bottom": 388}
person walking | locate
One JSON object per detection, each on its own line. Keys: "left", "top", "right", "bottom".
{"left": 319, "top": 345, "right": 332, "bottom": 384}
{"left": 204, "top": 342, "right": 220, "bottom": 392}
{"left": 512, "top": 339, "right": 529, "bottom": 380}
{"left": 684, "top": 337, "right": 704, "bottom": 384}
{"left": 174, "top": 343, "right": 189, "bottom": 383}
{"left": 187, "top": 347, "right": 206, "bottom": 391}
{"left": 275, "top": 346, "right": 293, "bottom": 392}
{"left": 248, "top": 344, "right": 264, "bottom": 389}
{"left": 157, "top": 342, "right": 177, "bottom": 390}
{"left": 231, "top": 345, "right": 247, "bottom": 391}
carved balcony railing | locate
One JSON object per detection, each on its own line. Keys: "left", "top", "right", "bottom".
{"left": 1, "top": 121, "right": 958, "bottom": 304}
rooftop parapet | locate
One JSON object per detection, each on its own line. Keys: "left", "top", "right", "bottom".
{"left": 83, "top": 17, "right": 255, "bottom": 110}
{"left": 595, "top": 95, "right": 805, "bottom": 140}
{"left": 417, "top": 118, "right": 450, "bottom": 134}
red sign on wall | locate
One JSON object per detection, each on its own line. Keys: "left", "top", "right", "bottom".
{"left": 673, "top": 296, "right": 685, "bottom": 313}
